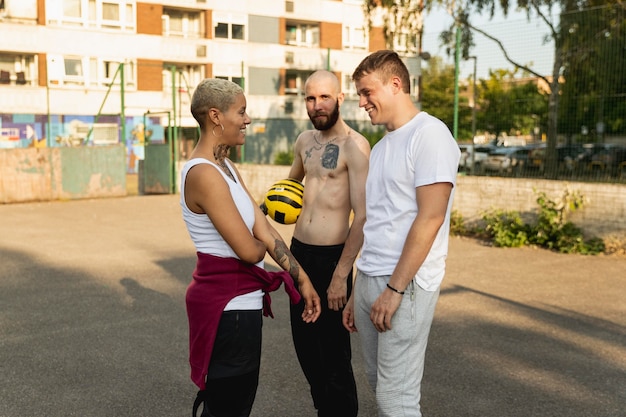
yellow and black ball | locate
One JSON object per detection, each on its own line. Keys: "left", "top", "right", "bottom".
{"left": 262, "top": 178, "right": 304, "bottom": 224}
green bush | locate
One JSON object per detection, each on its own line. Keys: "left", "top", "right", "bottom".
{"left": 481, "top": 209, "right": 529, "bottom": 247}
{"left": 454, "top": 188, "right": 605, "bottom": 255}
{"left": 450, "top": 210, "right": 467, "bottom": 236}
{"left": 274, "top": 150, "right": 293, "bottom": 165}
{"left": 527, "top": 189, "right": 604, "bottom": 254}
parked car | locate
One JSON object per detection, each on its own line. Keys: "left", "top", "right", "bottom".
{"left": 458, "top": 144, "right": 495, "bottom": 172}
{"left": 586, "top": 144, "right": 626, "bottom": 175}
{"left": 527, "top": 143, "right": 585, "bottom": 173}
{"left": 482, "top": 146, "right": 531, "bottom": 175}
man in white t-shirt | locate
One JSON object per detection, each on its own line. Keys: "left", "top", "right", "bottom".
{"left": 342, "top": 50, "right": 461, "bottom": 417}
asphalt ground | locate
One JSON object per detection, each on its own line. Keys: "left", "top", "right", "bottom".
{"left": 1, "top": 195, "right": 624, "bottom": 417}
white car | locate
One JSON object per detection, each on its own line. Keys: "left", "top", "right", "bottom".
{"left": 483, "top": 146, "right": 531, "bottom": 174}
{"left": 458, "top": 144, "right": 494, "bottom": 172}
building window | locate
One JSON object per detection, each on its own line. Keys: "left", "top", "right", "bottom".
{"left": 214, "top": 22, "right": 228, "bottom": 38}
{"left": 162, "top": 8, "right": 205, "bottom": 38}
{"left": 58, "top": 57, "right": 85, "bottom": 85}
{"left": 343, "top": 26, "right": 367, "bottom": 50}
{"left": 343, "top": 74, "right": 357, "bottom": 98}
{"left": 102, "top": 2, "right": 118, "bottom": 20}
{"left": 231, "top": 24, "right": 244, "bottom": 40}
{"left": 0, "top": 53, "right": 36, "bottom": 86}
{"left": 48, "top": 0, "right": 135, "bottom": 31}
{"left": 163, "top": 64, "right": 205, "bottom": 93}
{"left": 391, "top": 31, "right": 417, "bottom": 54}
{"left": 284, "top": 70, "right": 313, "bottom": 95}
{"left": 64, "top": 58, "right": 83, "bottom": 77}
{"left": 213, "top": 12, "right": 246, "bottom": 41}
{"left": 48, "top": 54, "right": 135, "bottom": 88}
{"left": 100, "top": 60, "right": 134, "bottom": 87}
{"left": 63, "top": 0, "right": 81, "bottom": 18}
{"left": 285, "top": 22, "right": 319, "bottom": 47}
{"left": 214, "top": 21, "right": 246, "bottom": 40}
{"left": 216, "top": 76, "right": 244, "bottom": 88}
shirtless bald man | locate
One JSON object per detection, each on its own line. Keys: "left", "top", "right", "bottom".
{"left": 288, "top": 70, "right": 370, "bottom": 417}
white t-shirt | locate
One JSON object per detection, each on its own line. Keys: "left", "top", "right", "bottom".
{"left": 180, "top": 158, "right": 263, "bottom": 310}
{"left": 356, "top": 112, "right": 461, "bottom": 291}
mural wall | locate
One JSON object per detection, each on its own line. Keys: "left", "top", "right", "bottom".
{"left": 0, "top": 113, "right": 167, "bottom": 173}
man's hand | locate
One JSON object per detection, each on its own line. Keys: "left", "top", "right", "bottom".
{"left": 342, "top": 295, "right": 357, "bottom": 333}
{"left": 327, "top": 275, "right": 348, "bottom": 311}
{"left": 370, "top": 287, "right": 403, "bottom": 332}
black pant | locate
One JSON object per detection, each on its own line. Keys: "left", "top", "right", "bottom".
{"left": 289, "top": 238, "right": 358, "bottom": 417}
{"left": 196, "top": 310, "right": 262, "bottom": 417}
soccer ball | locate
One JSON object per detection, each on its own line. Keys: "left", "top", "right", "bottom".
{"left": 262, "top": 178, "right": 304, "bottom": 224}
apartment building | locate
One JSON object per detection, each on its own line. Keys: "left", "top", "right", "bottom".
{"left": 0, "top": 0, "right": 423, "bottom": 164}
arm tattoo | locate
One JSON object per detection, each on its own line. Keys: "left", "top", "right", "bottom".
{"left": 273, "top": 239, "right": 300, "bottom": 283}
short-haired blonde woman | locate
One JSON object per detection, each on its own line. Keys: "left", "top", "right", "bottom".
{"left": 181, "top": 78, "right": 321, "bottom": 417}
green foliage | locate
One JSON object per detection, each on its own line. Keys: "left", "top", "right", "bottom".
{"left": 362, "top": 0, "right": 421, "bottom": 51}
{"left": 526, "top": 189, "right": 605, "bottom": 254}
{"left": 421, "top": 57, "right": 473, "bottom": 140}
{"left": 455, "top": 188, "right": 605, "bottom": 255}
{"left": 450, "top": 210, "right": 467, "bottom": 236}
{"left": 477, "top": 68, "right": 548, "bottom": 138}
{"left": 559, "top": 5, "right": 626, "bottom": 137}
{"left": 528, "top": 189, "right": 583, "bottom": 248}
{"left": 481, "top": 209, "right": 529, "bottom": 247}
{"left": 274, "top": 150, "right": 293, "bottom": 166}
{"left": 361, "top": 127, "right": 386, "bottom": 148}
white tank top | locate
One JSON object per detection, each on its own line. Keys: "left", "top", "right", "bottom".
{"left": 180, "top": 157, "right": 263, "bottom": 310}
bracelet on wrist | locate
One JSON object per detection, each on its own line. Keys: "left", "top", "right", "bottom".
{"left": 386, "top": 283, "right": 405, "bottom": 295}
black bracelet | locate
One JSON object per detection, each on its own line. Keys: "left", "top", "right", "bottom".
{"left": 386, "top": 283, "right": 405, "bottom": 295}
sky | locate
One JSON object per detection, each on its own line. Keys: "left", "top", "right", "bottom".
{"left": 421, "top": 5, "right": 557, "bottom": 80}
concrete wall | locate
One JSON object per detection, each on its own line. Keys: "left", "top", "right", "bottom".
{"left": 453, "top": 176, "right": 626, "bottom": 239}
{"left": 0, "top": 146, "right": 126, "bottom": 203}
{"left": 236, "top": 164, "right": 626, "bottom": 240}
{"left": 2, "top": 154, "right": 624, "bottom": 240}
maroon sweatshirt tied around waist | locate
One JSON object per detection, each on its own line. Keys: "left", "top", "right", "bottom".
{"left": 186, "top": 252, "right": 301, "bottom": 389}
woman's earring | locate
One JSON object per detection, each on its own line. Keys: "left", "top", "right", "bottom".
{"left": 212, "top": 124, "right": 225, "bottom": 138}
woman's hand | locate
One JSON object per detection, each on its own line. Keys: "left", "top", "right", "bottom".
{"left": 298, "top": 279, "right": 321, "bottom": 323}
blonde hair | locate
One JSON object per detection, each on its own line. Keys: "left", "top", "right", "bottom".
{"left": 191, "top": 78, "right": 243, "bottom": 130}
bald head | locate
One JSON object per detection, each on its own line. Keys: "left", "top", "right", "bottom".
{"left": 305, "top": 70, "right": 341, "bottom": 95}
{"left": 304, "top": 70, "right": 344, "bottom": 131}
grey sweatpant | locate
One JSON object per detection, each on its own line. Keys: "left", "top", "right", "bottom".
{"left": 353, "top": 270, "right": 440, "bottom": 417}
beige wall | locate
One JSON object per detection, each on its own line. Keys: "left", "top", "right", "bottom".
{"left": 235, "top": 164, "right": 626, "bottom": 240}
{"left": 2, "top": 154, "right": 623, "bottom": 240}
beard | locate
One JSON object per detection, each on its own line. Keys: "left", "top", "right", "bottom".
{"left": 309, "top": 100, "right": 340, "bottom": 131}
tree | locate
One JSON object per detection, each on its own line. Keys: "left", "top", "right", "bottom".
{"left": 558, "top": 4, "right": 626, "bottom": 143}
{"left": 364, "top": 1, "right": 624, "bottom": 178}
{"left": 363, "top": 0, "right": 424, "bottom": 53}
{"left": 421, "top": 56, "right": 473, "bottom": 140}
{"left": 478, "top": 68, "right": 549, "bottom": 139}
{"left": 438, "top": 1, "right": 563, "bottom": 177}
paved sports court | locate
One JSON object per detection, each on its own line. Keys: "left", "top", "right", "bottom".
{"left": 1, "top": 195, "right": 624, "bottom": 416}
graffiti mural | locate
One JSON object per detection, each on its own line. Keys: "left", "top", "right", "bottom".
{"left": 0, "top": 113, "right": 168, "bottom": 173}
